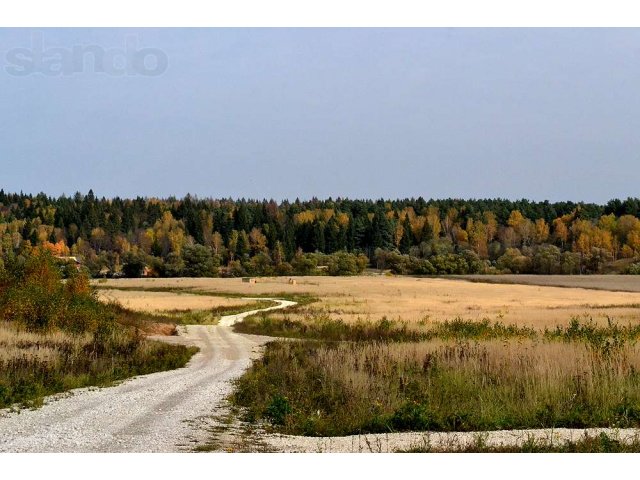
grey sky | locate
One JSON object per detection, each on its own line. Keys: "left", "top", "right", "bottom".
{"left": 1, "top": 28, "right": 639, "bottom": 203}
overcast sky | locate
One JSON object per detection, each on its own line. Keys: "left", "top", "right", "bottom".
{"left": 1, "top": 28, "right": 639, "bottom": 203}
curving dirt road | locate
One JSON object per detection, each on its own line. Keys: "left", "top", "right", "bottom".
{"left": 0, "top": 298, "right": 295, "bottom": 453}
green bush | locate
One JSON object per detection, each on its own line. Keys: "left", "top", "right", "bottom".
{"left": 182, "top": 244, "right": 220, "bottom": 277}
{"left": 390, "top": 401, "right": 434, "bottom": 430}
{"left": 0, "top": 251, "right": 113, "bottom": 334}
{"left": 265, "top": 394, "right": 292, "bottom": 425}
{"left": 0, "top": 250, "right": 199, "bottom": 408}
{"left": 628, "top": 263, "right": 640, "bottom": 275}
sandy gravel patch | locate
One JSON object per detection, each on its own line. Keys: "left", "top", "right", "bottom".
{"left": 254, "top": 428, "right": 640, "bottom": 453}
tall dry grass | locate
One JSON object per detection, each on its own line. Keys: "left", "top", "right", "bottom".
{"left": 0, "top": 320, "right": 197, "bottom": 408}
{"left": 233, "top": 334, "right": 640, "bottom": 436}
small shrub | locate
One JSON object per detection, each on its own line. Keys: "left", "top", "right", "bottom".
{"left": 628, "top": 263, "right": 640, "bottom": 275}
{"left": 390, "top": 402, "right": 433, "bottom": 431}
{"left": 265, "top": 394, "right": 292, "bottom": 425}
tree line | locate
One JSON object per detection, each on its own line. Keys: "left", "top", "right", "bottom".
{"left": 1, "top": 189, "right": 640, "bottom": 277}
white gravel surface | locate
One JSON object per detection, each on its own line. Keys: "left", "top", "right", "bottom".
{"left": 0, "top": 298, "right": 294, "bottom": 453}
{"left": 259, "top": 428, "right": 640, "bottom": 453}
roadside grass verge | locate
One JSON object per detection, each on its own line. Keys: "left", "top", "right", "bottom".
{"left": 0, "top": 322, "right": 198, "bottom": 409}
{"left": 106, "top": 301, "right": 178, "bottom": 334}
{"left": 231, "top": 315, "right": 640, "bottom": 437}
{"left": 235, "top": 310, "right": 640, "bottom": 345}
{"left": 163, "top": 300, "right": 278, "bottom": 325}
{"left": 400, "top": 432, "right": 640, "bottom": 453}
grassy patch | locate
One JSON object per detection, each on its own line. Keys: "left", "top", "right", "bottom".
{"left": 231, "top": 318, "right": 640, "bottom": 436}
{"left": 163, "top": 300, "right": 278, "bottom": 325}
{"left": 234, "top": 313, "right": 538, "bottom": 342}
{"left": 234, "top": 314, "right": 426, "bottom": 342}
{"left": 106, "top": 301, "right": 178, "bottom": 334}
{"left": 0, "top": 317, "right": 197, "bottom": 409}
{"left": 400, "top": 432, "right": 640, "bottom": 453}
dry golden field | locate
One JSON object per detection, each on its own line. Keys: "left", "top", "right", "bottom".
{"left": 96, "top": 288, "right": 252, "bottom": 313}
{"left": 454, "top": 274, "right": 640, "bottom": 292}
{"left": 94, "top": 275, "right": 640, "bottom": 329}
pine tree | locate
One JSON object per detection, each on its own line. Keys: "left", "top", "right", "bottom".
{"left": 400, "top": 216, "right": 413, "bottom": 253}
{"left": 371, "top": 208, "right": 393, "bottom": 251}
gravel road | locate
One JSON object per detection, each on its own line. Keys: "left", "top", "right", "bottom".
{"left": 0, "top": 298, "right": 295, "bottom": 453}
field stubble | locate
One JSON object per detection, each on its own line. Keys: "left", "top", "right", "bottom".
{"left": 95, "top": 275, "right": 640, "bottom": 329}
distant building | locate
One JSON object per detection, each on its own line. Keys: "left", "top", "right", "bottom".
{"left": 54, "top": 256, "right": 82, "bottom": 271}
{"left": 55, "top": 255, "right": 80, "bottom": 264}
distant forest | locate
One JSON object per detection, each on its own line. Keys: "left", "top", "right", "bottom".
{"left": 2, "top": 190, "right": 640, "bottom": 277}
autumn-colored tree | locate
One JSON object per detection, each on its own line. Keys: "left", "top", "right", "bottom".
{"left": 335, "top": 212, "right": 350, "bottom": 227}
{"left": 598, "top": 214, "right": 617, "bottom": 234}
{"left": 627, "top": 230, "right": 640, "bottom": 256}
{"left": 499, "top": 226, "right": 518, "bottom": 249}
{"left": 90, "top": 227, "right": 109, "bottom": 253}
{"left": 552, "top": 218, "right": 570, "bottom": 248}
{"left": 621, "top": 244, "right": 636, "bottom": 259}
{"left": 6, "top": 191, "right": 640, "bottom": 278}
{"left": 200, "top": 210, "right": 214, "bottom": 248}
{"left": 507, "top": 210, "right": 535, "bottom": 246}
{"left": 113, "top": 235, "right": 131, "bottom": 254}
{"left": 212, "top": 231, "right": 224, "bottom": 256}
{"left": 36, "top": 223, "right": 53, "bottom": 244}
{"left": 294, "top": 210, "right": 315, "bottom": 224}
{"left": 442, "top": 208, "right": 458, "bottom": 241}
{"left": 227, "top": 230, "right": 239, "bottom": 262}
{"left": 466, "top": 218, "right": 489, "bottom": 259}
{"left": 42, "top": 240, "right": 70, "bottom": 256}
{"left": 453, "top": 226, "right": 469, "bottom": 244}
{"left": 533, "top": 218, "right": 550, "bottom": 244}
{"left": 483, "top": 212, "right": 498, "bottom": 243}
{"left": 249, "top": 227, "right": 268, "bottom": 254}
{"left": 617, "top": 215, "right": 640, "bottom": 239}
{"left": 425, "top": 206, "right": 442, "bottom": 239}
{"left": 507, "top": 210, "right": 525, "bottom": 230}
{"left": 153, "top": 211, "right": 186, "bottom": 257}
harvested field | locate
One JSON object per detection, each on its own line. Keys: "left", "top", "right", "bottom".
{"left": 97, "top": 288, "right": 252, "bottom": 313}
{"left": 452, "top": 274, "right": 640, "bottom": 292}
{"left": 96, "top": 276, "right": 640, "bottom": 329}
